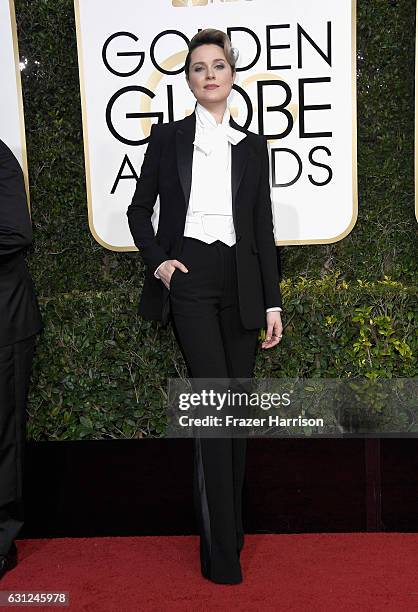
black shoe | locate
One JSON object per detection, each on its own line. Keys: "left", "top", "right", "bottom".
{"left": 0, "top": 543, "right": 18, "bottom": 580}
{"left": 201, "top": 557, "right": 243, "bottom": 585}
{"left": 202, "top": 567, "right": 243, "bottom": 585}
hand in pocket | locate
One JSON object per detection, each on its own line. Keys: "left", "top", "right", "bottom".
{"left": 157, "top": 259, "right": 189, "bottom": 290}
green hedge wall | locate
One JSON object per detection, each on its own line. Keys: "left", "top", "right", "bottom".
{"left": 28, "top": 275, "right": 417, "bottom": 440}
{"left": 11, "top": 0, "right": 418, "bottom": 438}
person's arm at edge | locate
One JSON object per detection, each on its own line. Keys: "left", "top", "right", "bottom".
{"left": 0, "top": 139, "right": 33, "bottom": 257}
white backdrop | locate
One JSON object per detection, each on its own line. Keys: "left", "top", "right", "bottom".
{"left": 75, "top": 0, "right": 357, "bottom": 250}
{"left": 0, "top": 0, "right": 28, "bottom": 184}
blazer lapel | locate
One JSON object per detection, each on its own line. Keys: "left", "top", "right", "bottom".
{"left": 176, "top": 112, "right": 195, "bottom": 212}
{"left": 176, "top": 111, "right": 249, "bottom": 220}
{"left": 230, "top": 124, "right": 249, "bottom": 218}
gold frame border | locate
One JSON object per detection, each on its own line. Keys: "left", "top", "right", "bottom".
{"left": 8, "top": 0, "right": 30, "bottom": 208}
{"left": 74, "top": 0, "right": 358, "bottom": 250}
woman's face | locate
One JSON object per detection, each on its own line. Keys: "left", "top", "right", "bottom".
{"left": 187, "top": 44, "right": 234, "bottom": 106}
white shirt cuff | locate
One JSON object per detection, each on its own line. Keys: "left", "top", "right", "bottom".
{"left": 154, "top": 260, "right": 169, "bottom": 279}
{"left": 266, "top": 307, "right": 282, "bottom": 313}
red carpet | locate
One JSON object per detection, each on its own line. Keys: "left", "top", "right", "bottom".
{"left": 2, "top": 534, "right": 417, "bottom": 611}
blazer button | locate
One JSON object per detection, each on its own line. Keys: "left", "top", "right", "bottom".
{"left": 236, "top": 234, "right": 242, "bottom": 242}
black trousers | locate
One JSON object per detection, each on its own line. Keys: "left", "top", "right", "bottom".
{"left": 0, "top": 335, "right": 36, "bottom": 555}
{"left": 169, "top": 237, "right": 259, "bottom": 583}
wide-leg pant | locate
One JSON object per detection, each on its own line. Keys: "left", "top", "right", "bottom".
{"left": 169, "top": 237, "right": 259, "bottom": 583}
{"left": 0, "top": 335, "right": 36, "bottom": 555}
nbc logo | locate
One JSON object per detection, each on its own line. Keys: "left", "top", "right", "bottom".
{"left": 172, "top": 0, "right": 253, "bottom": 6}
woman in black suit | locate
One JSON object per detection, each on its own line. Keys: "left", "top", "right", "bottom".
{"left": 127, "top": 28, "right": 283, "bottom": 584}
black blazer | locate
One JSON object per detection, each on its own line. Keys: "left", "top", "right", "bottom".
{"left": 127, "top": 111, "right": 282, "bottom": 329}
{"left": 0, "top": 139, "right": 42, "bottom": 347}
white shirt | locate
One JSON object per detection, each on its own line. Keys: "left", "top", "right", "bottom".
{"left": 183, "top": 101, "right": 244, "bottom": 245}
{"left": 154, "top": 103, "right": 281, "bottom": 314}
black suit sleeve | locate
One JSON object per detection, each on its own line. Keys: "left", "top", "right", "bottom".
{"left": 127, "top": 123, "right": 169, "bottom": 272}
{"left": 0, "top": 139, "right": 33, "bottom": 257}
{"left": 254, "top": 136, "right": 283, "bottom": 310}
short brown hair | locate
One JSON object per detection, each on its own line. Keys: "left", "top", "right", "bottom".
{"left": 184, "top": 28, "right": 238, "bottom": 78}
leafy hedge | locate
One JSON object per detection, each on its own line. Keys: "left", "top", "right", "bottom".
{"left": 27, "top": 274, "right": 417, "bottom": 440}
{"left": 10, "top": 0, "right": 417, "bottom": 438}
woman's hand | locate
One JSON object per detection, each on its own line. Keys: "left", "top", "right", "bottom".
{"left": 158, "top": 259, "right": 189, "bottom": 290}
{"left": 261, "top": 311, "right": 283, "bottom": 349}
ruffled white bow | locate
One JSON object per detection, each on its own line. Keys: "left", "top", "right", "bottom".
{"left": 190, "top": 103, "right": 247, "bottom": 216}
{"left": 193, "top": 122, "right": 246, "bottom": 156}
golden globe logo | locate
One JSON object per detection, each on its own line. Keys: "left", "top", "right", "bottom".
{"left": 172, "top": 0, "right": 253, "bottom": 6}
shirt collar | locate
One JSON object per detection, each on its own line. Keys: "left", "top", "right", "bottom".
{"left": 195, "top": 101, "right": 230, "bottom": 130}
{"left": 193, "top": 102, "right": 246, "bottom": 155}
